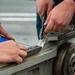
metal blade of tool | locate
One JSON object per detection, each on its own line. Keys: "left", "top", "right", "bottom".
{"left": 37, "top": 38, "right": 46, "bottom": 48}
{"left": 27, "top": 45, "right": 42, "bottom": 57}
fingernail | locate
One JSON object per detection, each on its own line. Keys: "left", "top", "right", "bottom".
{"left": 44, "top": 22, "right": 47, "bottom": 25}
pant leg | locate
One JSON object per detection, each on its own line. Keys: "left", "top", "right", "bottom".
{"left": 36, "top": 13, "right": 47, "bottom": 39}
{"left": 36, "top": 13, "right": 42, "bottom": 39}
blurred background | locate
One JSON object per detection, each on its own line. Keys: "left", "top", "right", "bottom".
{"left": 0, "top": 0, "right": 38, "bottom": 48}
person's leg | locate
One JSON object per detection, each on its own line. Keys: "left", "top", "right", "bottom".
{"left": 36, "top": 13, "right": 42, "bottom": 39}
{"left": 36, "top": 13, "right": 47, "bottom": 39}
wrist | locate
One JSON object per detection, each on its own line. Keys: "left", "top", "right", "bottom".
{"left": 64, "top": 0, "right": 75, "bottom": 12}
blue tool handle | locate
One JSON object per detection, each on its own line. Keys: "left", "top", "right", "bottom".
{"left": 0, "top": 36, "right": 10, "bottom": 43}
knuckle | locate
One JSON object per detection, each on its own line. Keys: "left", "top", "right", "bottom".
{"left": 11, "top": 52, "right": 19, "bottom": 61}
{"left": 19, "top": 44, "right": 26, "bottom": 50}
{"left": 51, "top": 16, "right": 56, "bottom": 22}
{"left": 37, "top": 8, "right": 43, "bottom": 15}
{"left": 24, "top": 47, "right": 26, "bottom": 50}
{"left": 8, "top": 40, "right": 14, "bottom": 43}
{"left": 19, "top": 59, "right": 23, "bottom": 63}
{"left": 23, "top": 47, "right": 26, "bottom": 51}
{"left": 46, "top": 28, "right": 50, "bottom": 31}
{"left": 62, "top": 22, "right": 67, "bottom": 26}
{"left": 17, "top": 58, "right": 23, "bottom": 63}
{"left": 58, "top": 21, "right": 62, "bottom": 25}
{"left": 22, "top": 51, "right": 27, "bottom": 58}
{"left": 9, "top": 40, "right": 17, "bottom": 45}
{"left": 25, "top": 52, "right": 27, "bottom": 57}
{"left": 56, "top": 20, "right": 62, "bottom": 25}
{"left": 51, "top": 17, "right": 63, "bottom": 25}
{"left": 11, "top": 55, "right": 17, "bottom": 61}
{"left": 13, "top": 42, "right": 18, "bottom": 46}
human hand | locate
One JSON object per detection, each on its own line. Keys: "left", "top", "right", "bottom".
{"left": 0, "top": 40, "right": 27, "bottom": 63}
{"left": 44, "top": 1, "right": 74, "bottom": 35}
{"left": 36, "top": 0, "right": 53, "bottom": 19}
{"left": 0, "top": 24, "right": 14, "bottom": 40}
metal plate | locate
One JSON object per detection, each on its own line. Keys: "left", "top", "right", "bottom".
{"left": 27, "top": 45, "right": 42, "bottom": 57}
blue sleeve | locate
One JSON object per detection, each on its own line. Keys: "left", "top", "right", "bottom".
{"left": 0, "top": 36, "right": 10, "bottom": 43}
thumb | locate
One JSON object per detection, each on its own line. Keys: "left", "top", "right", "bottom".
{"left": 47, "top": 0, "right": 53, "bottom": 17}
{"left": 0, "top": 25, "right": 14, "bottom": 40}
{"left": 44, "top": 11, "right": 51, "bottom": 26}
{"left": 47, "top": 4, "right": 52, "bottom": 17}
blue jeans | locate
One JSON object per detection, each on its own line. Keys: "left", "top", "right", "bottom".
{"left": 36, "top": 13, "right": 42, "bottom": 39}
{"left": 36, "top": 0, "right": 63, "bottom": 39}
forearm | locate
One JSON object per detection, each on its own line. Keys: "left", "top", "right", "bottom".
{"left": 64, "top": 0, "right": 75, "bottom": 12}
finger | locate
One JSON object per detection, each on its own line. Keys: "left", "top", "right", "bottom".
{"left": 57, "top": 25, "right": 63, "bottom": 30}
{"left": 52, "top": 24, "right": 60, "bottom": 31}
{"left": 36, "top": 1, "right": 47, "bottom": 19}
{"left": 52, "top": 24, "right": 57, "bottom": 31}
{"left": 44, "top": 19, "right": 54, "bottom": 35}
{"left": 44, "top": 12, "right": 51, "bottom": 26}
{"left": 0, "top": 25, "right": 14, "bottom": 40}
{"left": 47, "top": 4, "right": 52, "bottom": 17}
{"left": 19, "top": 50, "right": 27, "bottom": 58}
{"left": 57, "top": 23, "right": 67, "bottom": 30}
{"left": 47, "top": 7, "right": 51, "bottom": 17}
{"left": 18, "top": 43, "right": 26, "bottom": 51}
{"left": 59, "top": 25, "right": 67, "bottom": 30}
{"left": 15, "top": 56, "right": 23, "bottom": 64}
{"left": 37, "top": 10, "right": 45, "bottom": 19}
